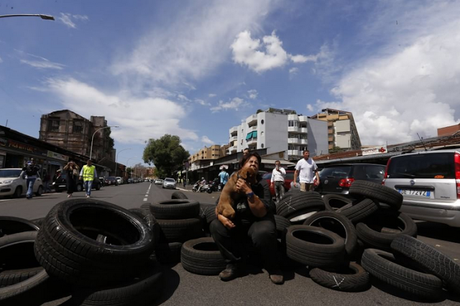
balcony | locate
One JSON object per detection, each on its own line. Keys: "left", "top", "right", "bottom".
{"left": 288, "top": 138, "right": 299, "bottom": 144}
{"left": 229, "top": 135, "right": 237, "bottom": 142}
{"left": 247, "top": 138, "right": 257, "bottom": 146}
{"left": 298, "top": 115, "right": 308, "bottom": 122}
{"left": 229, "top": 126, "right": 238, "bottom": 136}
{"left": 299, "top": 127, "right": 308, "bottom": 133}
{"left": 300, "top": 139, "right": 308, "bottom": 145}
{"left": 228, "top": 146, "right": 237, "bottom": 154}
{"left": 246, "top": 114, "right": 257, "bottom": 127}
{"left": 288, "top": 126, "right": 299, "bottom": 132}
{"left": 288, "top": 149, "right": 300, "bottom": 157}
{"left": 288, "top": 114, "right": 298, "bottom": 121}
{"left": 248, "top": 125, "right": 257, "bottom": 132}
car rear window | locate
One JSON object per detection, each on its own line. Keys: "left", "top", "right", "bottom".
{"left": 387, "top": 153, "right": 455, "bottom": 179}
{"left": 320, "top": 166, "right": 352, "bottom": 179}
{"left": 352, "top": 165, "right": 385, "bottom": 180}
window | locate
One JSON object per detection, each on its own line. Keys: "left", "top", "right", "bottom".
{"left": 73, "top": 120, "right": 84, "bottom": 133}
{"left": 48, "top": 118, "right": 60, "bottom": 132}
{"left": 261, "top": 119, "right": 264, "bottom": 124}
{"left": 261, "top": 143, "right": 264, "bottom": 148}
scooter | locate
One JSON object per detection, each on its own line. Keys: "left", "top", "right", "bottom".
{"left": 207, "top": 178, "right": 220, "bottom": 193}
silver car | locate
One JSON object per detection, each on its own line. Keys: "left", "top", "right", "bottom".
{"left": 383, "top": 149, "right": 460, "bottom": 227}
{"left": 0, "top": 168, "right": 43, "bottom": 198}
{"left": 162, "top": 178, "right": 176, "bottom": 189}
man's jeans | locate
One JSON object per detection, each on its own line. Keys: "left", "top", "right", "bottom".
{"left": 274, "top": 181, "right": 285, "bottom": 202}
{"left": 26, "top": 177, "right": 36, "bottom": 198}
{"left": 84, "top": 180, "right": 93, "bottom": 196}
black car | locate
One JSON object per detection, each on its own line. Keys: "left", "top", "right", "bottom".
{"left": 316, "top": 163, "right": 385, "bottom": 196}
{"left": 104, "top": 176, "right": 119, "bottom": 186}
{"left": 52, "top": 172, "right": 101, "bottom": 192}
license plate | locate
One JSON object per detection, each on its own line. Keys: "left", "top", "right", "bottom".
{"left": 399, "top": 189, "right": 430, "bottom": 197}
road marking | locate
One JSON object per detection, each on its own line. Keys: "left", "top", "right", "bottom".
{"left": 143, "top": 184, "right": 152, "bottom": 201}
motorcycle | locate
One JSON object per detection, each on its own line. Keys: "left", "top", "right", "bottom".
{"left": 207, "top": 178, "right": 220, "bottom": 193}
{"left": 193, "top": 181, "right": 209, "bottom": 193}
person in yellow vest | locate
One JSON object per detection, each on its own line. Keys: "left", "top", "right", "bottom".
{"left": 79, "top": 159, "right": 97, "bottom": 198}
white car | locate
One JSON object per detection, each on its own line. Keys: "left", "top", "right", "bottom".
{"left": 162, "top": 178, "right": 176, "bottom": 189}
{"left": 0, "top": 168, "right": 43, "bottom": 198}
{"left": 116, "top": 176, "right": 123, "bottom": 185}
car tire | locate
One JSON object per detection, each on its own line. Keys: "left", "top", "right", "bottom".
{"left": 361, "top": 248, "right": 443, "bottom": 300}
{"left": 34, "top": 199, "right": 155, "bottom": 287}
{"left": 13, "top": 186, "right": 22, "bottom": 198}
{"left": 391, "top": 235, "right": 460, "bottom": 295}
{"left": 286, "top": 225, "right": 346, "bottom": 268}
{"left": 181, "top": 237, "right": 226, "bottom": 275}
{"left": 35, "top": 185, "right": 43, "bottom": 197}
{"left": 171, "top": 191, "right": 188, "bottom": 199}
{"left": 339, "top": 198, "right": 380, "bottom": 223}
{"left": 276, "top": 192, "right": 325, "bottom": 223}
{"left": 76, "top": 184, "right": 83, "bottom": 192}
{"left": 0, "top": 216, "right": 40, "bottom": 236}
{"left": 129, "top": 205, "right": 160, "bottom": 248}
{"left": 309, "top": 262, "right": 370, "bottom": 292}
{"left": 349, "top": 180, "right": 402, "bottom": 210}
{"left": 322, "top": 194, "right": 353, "bottom": 212}
{"left": 158, "top": 218, "right": 203, "bottom": 243}
{"left": 95, "top": 183, "right": 101, "bottom": 191}
{"left": 149, "top": 200, "right": 200, "bottom": 219}
{"left": 303, "top": 211, "right": 357, "bottom": 257}
{"left": 274, "top": 214, "right": 291, "bottom": 239}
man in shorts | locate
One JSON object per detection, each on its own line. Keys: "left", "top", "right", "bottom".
{"left": 293, "top": 150, "right": 319, "bottom": 191}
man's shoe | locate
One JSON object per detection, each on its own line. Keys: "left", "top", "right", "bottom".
{"left": 86, "top": 195, "right": 90, "bottom": 198}
{"left": 219, "top": 264, "right": 238, "bottom": 281}
{"left": 269, "top": 270, "right": 284, "bottom": 284}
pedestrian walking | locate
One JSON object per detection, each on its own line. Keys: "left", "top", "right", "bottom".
{"left": 218, "top": 168, "right": 229, "bottom": 190}
{"left": 270, "top": 160, "right": 286, "bottom": 202}
{"left": 293, "top": 150, "right": 319, "bottom": 192}
{"left": 21, "top": 158, "right": 40, "bottom": 199}
{"left": 79, "top": 159, "right": 97, "bottom": 198}
{"left": 63, "top": 160, "right": 79, "bottom": 198}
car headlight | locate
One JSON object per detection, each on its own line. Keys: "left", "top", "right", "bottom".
{"left": 1, "top": 180, "right": 13, "bottom": 184}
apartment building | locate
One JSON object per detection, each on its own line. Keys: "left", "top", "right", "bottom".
{"left": 189, "top": 144, "right": 226, "bottom": 171}
{"left": 228, "top": 108, "right": 328, "bottom": 161}
{"left": 310, "top": 108, "right": 361, "bottom": 151}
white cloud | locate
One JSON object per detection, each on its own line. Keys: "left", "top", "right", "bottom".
{"left": 58, "top": 13, "right": 88, "bottom": 29}
{"left": 289, "top": 67, "right": 299, "bottom": 76}
{"left": 290, "top": 54, "right": 317, "bottom": 63}
{"left": 45, "top": 77, "right": 198, "bottom": 144}
{"left": 248, "top": 89, "right": 258, "bottom": 99}
{"left": 0, "top": 57, "right": 3, "bottom": 64}
{"left": 306, "top": 104, "right": 314, "bottom": 112}
{"left": 211, "top": 97, "right": 246, "bottom": 112}
{"left": 208, "top": 93, "right": 217, "bottom": 98}
{"left": 194, "top": 99, "right": 210, "bottom": 106}
{"left": 201, "top": 136, "right": 214, "bottom": 144}
{"left": 318, "top": 13, "right": 460, "bottom": 145}
{"left": 20, "top": 59, "right": 64, "bottom": 70}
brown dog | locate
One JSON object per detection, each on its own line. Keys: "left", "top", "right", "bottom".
{"left": 216, "top": 167, "right": 257, "bottom": 219}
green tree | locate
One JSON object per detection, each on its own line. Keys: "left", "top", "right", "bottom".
{"left": 143, "top": 135, "right": 190, "bottom": 177}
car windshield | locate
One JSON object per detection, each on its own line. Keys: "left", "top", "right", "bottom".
{"left": 0, "top": 169, "right": 22, "bottom": 178}
{"left": 387, "top": 153, "right": 455, "bottom": 179}
{"left": 165, "top": 178, "right": 175, "bottom": 182}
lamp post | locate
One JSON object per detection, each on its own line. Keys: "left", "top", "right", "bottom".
{"left": 0, "top": 14, "right": 55, "bottom": 20}
{"left": 115, "top": 148, "right": 131, "bottom": 176}
{"left": 89, "top": 126, "right": 119, "bottom": 160}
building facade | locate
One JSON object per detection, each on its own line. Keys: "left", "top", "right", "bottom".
{"left": 228, "top": 108, "right": 328, "bottom": 161}
{"left": 310, "top": 108, "right": 361, "bottom": 151}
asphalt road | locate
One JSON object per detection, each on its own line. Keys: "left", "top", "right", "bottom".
{"left": 1, "top": 182, "right": 459, "bottom": 306}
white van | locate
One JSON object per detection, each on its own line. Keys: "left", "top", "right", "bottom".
{"left": 383, "top": 149, "right": 460, "bottom": 227}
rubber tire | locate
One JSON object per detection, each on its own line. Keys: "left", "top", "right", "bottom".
{"left": 276, "top": 192, "right": 325, "bottom": 223}
{"left": 129, "top": 205, "right": 160, "bottom": 248}
{"left": 155, "top": 242, "right": 182, "bottom": 264}
{"left": 70, "top": 261, "right": 164, "bottom": 306}
{"left": 309, "top": 262, "right": 370, "bottom": 292}
{"left": 171, "top": 191, "right": 188, "bottom": 199}
{"left": 181, "top": 237, "right": 226, "bottom": 275}
{"left": 303, "top": 211, "right": 357, "bottom": 257}
{"left": 339, "top": 198, "right": 380, "bottom": 223}
{"left": 150, "top": 200, "right": 200, "bottom": 219}
{"left": 76, "top": 184, "right": 83, "bottom": 192}
{"left": 322, "top": 194, "right": 353, "bottom": 211}
{"left": 0, "top": 217, "right": 39, "bottom": 236}
{"left": 13, "top": 186, "right": 22, "bottom": 198}
{"left": 349, "top": 180, "right": 402, "bottom": 210}
{"left": 274, "top": 214, "right": 291, "bottom": 239}
{"left": 158, "top": 218, "right": 203, "bottom": 243}
{"left": 356, "top": 210, "right": 417, "bottom": 251}
{"left": 285, "top": 225, "right": 346, "bottom": 268}
{"left": 361, "top": 248, "right": 443, "bottom": 300}
{"left": 35, "top": 186, "right": 43, "bottom": 197}
{"left": 34, "top": 199, "right": 155, "bottom": 287}
{"left": 391, "top": 235, "right": 460, "bottom": 295}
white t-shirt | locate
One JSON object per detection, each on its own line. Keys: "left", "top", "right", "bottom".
{"left": 295, "top": 158, "right": 318, "bottom": 183}
{"left": 271, "top": 167, "right": 286, "bottom": 183}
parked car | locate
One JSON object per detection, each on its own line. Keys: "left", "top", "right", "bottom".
{"left": 383, "top": 149, "right": 460, "bottom": 227}
{"left": 162, "top": 178, "right": 176, "bottom": 189}
{"left": 262, "top": 170, "right": 298, "bottom": 197}
{"left": 116, "top": 176, "right": 123, "bottom": 185}
{"left": 104, "top": 176, "right": 119, "bottom": 186}
{"left": 154, "top": 178, "right": 163, "bottom": 185}
{"left": 52, "top": 172, "right": 101, "bottom": 192}
{"left": 316, "top": 163, "right": 386, "bottom": 196}
{"left": 0, "top": 168, "right": 43, "bottom": 198}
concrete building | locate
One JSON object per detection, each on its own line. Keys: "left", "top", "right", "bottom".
{"left": 189, "top": 144, "right": 228, "bottom": 172}
{"left": 39, "top": 110, "right": 115, "bottom": 163}
{"left": 310, "top": 108, "right": 361, "bottom": 151}
{"left": 228, "top": 108, "right": 328, "bottom": 161}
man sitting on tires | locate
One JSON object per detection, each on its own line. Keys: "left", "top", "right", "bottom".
{"left": 79, "top": 160, "right": 97, "bottom": 198}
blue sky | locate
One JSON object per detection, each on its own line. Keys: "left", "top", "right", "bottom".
{"left": 1, "top": 0, "right": 460, "bottom": 167}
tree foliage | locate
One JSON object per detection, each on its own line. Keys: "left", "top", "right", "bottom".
{"left": 143, "top": 135, "right": 190, "bottom": 177}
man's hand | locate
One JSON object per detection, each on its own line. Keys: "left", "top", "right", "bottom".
{"left": 236, "top": 178, "right": 250, "bottom": 194}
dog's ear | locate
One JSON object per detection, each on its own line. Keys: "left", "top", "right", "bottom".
{"left": 239, "top": 168, "right": 248, "bottom": 180}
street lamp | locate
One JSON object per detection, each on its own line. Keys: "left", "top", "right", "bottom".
{"left": 115, "top": 148, "right": 131, "bottom": 176}
{"left": 0, "top": 14, "right": 55, "bottom": 20}
{"left": 89, "top": 125, "right": 119, "bottom": 160}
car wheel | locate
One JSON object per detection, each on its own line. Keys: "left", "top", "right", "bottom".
{"left": 76, "top": 184, "right": 83, "bottom": 192}
{"left": 95, "top": 183, "right": 101, "bottom": 191}
{"left": 35, "top": 186, "right": 43, "bottom": 197}
{"left": 13, "top": 186, "right": 22, "bottom": 198}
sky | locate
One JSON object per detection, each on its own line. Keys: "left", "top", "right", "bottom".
{"left": 1, "top": 0, "right": 460, "bottom": 167}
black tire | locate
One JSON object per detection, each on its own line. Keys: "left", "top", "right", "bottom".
{"left": 76, "top": 184, "right": 83, "bottom": 192}
{"left": 339, "top": 198, "right": 380, "bottom": 223}
{"left": 181, "top": 237, "right": 226, "bottom": 275}
{"left": 361, "top": 248, "right": 443, "bottom": 300}
{"left": 0, "top": 216, "right": 39, "bottom": 236}
{"left": 322, "top": 194, "right": 353, "bottom": 211}
{"left": 0, "top": 269, "right": 52, "bottom": 305}
{"left": 35, "top": 186, "right": 43, "bottom": 197}
{"left": 309, "top": 262, "right": 370, "bottom": 292}
{"left": 171, "top": 191, "right": 188, "bottom": 199}
{"left": 34, "top": 199, "right": 155, "bottom": 287}
{"left": 130, "top": 205, "right": 160, "bottom": 248}
{"left": 349, "top": 180, "right": 402, "bottom": 210}
{"left": 274, "top": 214, "right": 291, "bottom": 239}
{"left": 155, "top": 242, "right": 182, "bottom": 264}
{"left": 204, "top": 206, "right": 217, "bottom": 224}
{"left": 95, "top": 183, "right": 101, "bottom": 191}
{"left": 391, "top": 235, "right": 460, "bottom": 295}
{"left": 158, "top": 218, "right": 203, "bottom": 243}
{"left": 276, "top": 192, "right": 325, "bottom": 223}
{"left": 356, "top": 210, "right": 417, "bottom": 251}
{"left": 13, "top": 186, "right": 22, "bottom": 198}
{"left": 71, "top": 262, "right": 164, "bottom": 306}
{"left": 150, "top": 200, "right": 200, "bottom": 219}
{"left": 303, "top": 211, "right": 357, "bottom": 257}
{"left": 285, "top": 225, "right": 346, "bottom": 268}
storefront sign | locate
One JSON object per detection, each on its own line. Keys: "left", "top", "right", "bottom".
{"left": 362, "top": 145, "right": 387, "bottom": 156}
{"left": 47, "top": 150, "right": 68, "bottom": 161}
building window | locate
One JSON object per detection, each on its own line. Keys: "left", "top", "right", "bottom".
{"left": 48, "top": 118, "right": 60, "bottom": 132}
{"left": 261, "top": 143, "right": 264, "bottom": 148}
{"left": 73, "top": 120, "right": 84, "bottom": 133}
{"left": 261, "top": 119, "right": 264, "bottom": 124}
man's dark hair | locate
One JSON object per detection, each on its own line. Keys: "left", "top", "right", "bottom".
{"left": 303, "top": 149, "right": 310, "bottom": 154}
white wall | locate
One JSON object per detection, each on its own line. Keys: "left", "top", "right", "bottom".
{"left": 335, "top": 119, "right": 351, "bottom": 133}
{"left": 307, "top": 118, "right": 328, "bottom": 156}
{"left": 262, "top": 112, "right": 288, "bottom": 155}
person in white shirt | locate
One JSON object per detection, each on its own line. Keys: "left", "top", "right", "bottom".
{"left": 270, "top": 160, "right": 286, "bottom": 203}
{"left": 293, "top": 150, "right": 320, "bottom": 192}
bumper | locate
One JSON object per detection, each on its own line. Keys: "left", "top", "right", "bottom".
{"left": 400, "top": 201, "right": 460, "bottom": 227}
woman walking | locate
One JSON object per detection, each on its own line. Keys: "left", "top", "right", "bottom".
{"left": 63, "top": 160, "right": 79, "bottom": 198}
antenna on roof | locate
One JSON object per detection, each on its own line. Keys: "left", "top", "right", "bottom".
{"left": 417, "top": 133, "right": 428, "bottom": 151}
